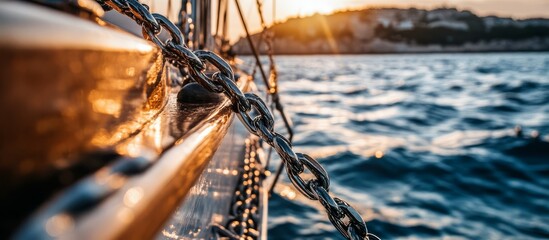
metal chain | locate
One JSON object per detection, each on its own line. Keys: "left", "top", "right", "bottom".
{"left": 213, "top": 138, "right": 263, "bottom": 239}
{"left": 249, "top": 0, "right": 295, "bottom": 196}
{"left": 97, "top": 1, "right": 376, "bottom": 239}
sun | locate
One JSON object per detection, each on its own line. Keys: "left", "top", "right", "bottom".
{"left": 290, "top": 0, "right": 338, "bottom": 16}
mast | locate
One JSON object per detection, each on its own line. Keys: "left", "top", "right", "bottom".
{"left": 187, "top": 0, "right": 213, "bottom": 50}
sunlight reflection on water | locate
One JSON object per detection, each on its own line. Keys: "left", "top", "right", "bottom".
{"left": 244, "top": 53, "right": 549, "bottom": 239}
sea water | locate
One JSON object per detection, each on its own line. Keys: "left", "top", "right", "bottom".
{"left": 244, "top": 53, "right": 549, "bottom": 239}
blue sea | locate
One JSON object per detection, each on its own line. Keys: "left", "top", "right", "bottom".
{"left": 247, "top": 53, "right": 549, "bottom": 239}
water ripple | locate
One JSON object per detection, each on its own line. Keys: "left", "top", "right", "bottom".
{"left": 243, "top": 53, "right": 549, "bottom": 239}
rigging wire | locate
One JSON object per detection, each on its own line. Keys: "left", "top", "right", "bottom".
{"left": 167, "top": 0, "right": 172, "bottom": 19}
{"left": 222, "top": 0, "right": 229, "bottom": 42}
{"left": 234, "top": 0, "right": 271, "bottom": 103}
{"left": 273, "top": 0, "right": 276, "bottom": 24}
{"left": 238, "top": 0, "right": 294, "bottom": 196}
{"left": 215, "top": 0, "right": 222, "bottom": 38}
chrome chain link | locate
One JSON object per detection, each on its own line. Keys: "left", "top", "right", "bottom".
{"left": 97, "top": 1, "right": 377, "bottom": 239}
{"left": 213, "top": 138, "right": 263, "bottom": 239}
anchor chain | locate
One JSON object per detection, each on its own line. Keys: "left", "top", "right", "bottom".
{"left": 213, "top": 138, "right": 264, "bottom": 239}
{"left": 97, "top": 1, "right": 377, "bottom": 239}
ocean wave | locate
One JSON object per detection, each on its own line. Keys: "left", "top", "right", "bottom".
{"left": 244, "top": 53, "right": 549, "bottom": 239}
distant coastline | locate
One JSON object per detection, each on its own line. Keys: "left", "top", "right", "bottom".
{"left": 232, "top": 8, "right": 549, "bottom": 54}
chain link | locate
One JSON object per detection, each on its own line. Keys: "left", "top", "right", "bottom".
{"left": 214, "top": 138, "right": 263, "bottom": 239}
{"left": 97, "top": 1, "right": 376, "bottom": 239}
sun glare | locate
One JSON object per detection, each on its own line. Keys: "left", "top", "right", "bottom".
{"left": 289, "top": 0, "right": 338, "bottom": 16}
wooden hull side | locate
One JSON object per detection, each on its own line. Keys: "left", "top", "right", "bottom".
{"left": 1, "top": 2, "right": 256, "bottom": 239}
{"left": 0, "top": 2, "right": 167, "bottom": 235}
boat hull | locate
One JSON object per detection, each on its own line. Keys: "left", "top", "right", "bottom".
{"left": 1, "top": 2, "right": 264, "bottom": 239}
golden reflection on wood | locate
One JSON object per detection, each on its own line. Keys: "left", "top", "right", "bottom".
{"left": 1, "top": 2, "right": 252, "bottom": 238}
{"left": 70, "top": 76, "right": 250, "bottom": 239}
{"left": 0, "top": 3, "right": 168, "bottom": 177}
{"left": 0, "top": 47, "right": 166, "bottom": 180}
{"left": 0, "top": 2, "right": 166, "bottom": 233}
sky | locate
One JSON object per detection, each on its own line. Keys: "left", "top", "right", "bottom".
{"left": 225, "top": 0, "right": 549, "bottom": 42}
